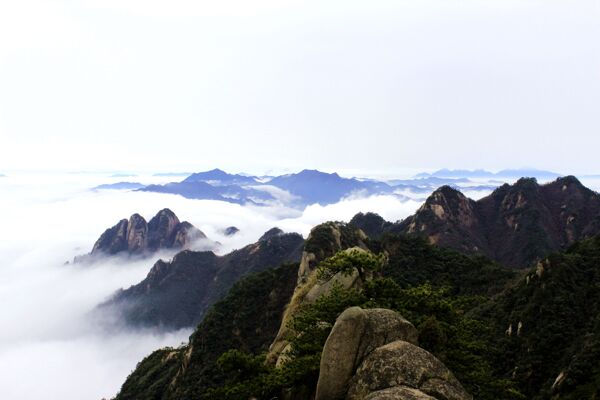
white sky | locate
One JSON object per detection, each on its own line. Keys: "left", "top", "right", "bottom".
{"left": 0, "top": 0, "right": 599, "bottom": 175}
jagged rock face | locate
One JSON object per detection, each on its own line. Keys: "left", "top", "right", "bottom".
{"left": 316, "top": 307, "right": 419, "bottom": 400}
{"left": 99, "top": 230, "right": 304, "bottom": 329}
{"left": 172, "top": 221, "right": 206, "bottom": 249}
{"left": 395, "top": 186, "right": 485, "bottom": 254}
{"left": 125, "top": 214, "right": 147, "bottom": 253}
{"left": 299, "top": 221, "right": 369, "bottom": 283}
{"left": 347, "top": 341, "right": 472, "bottom": 400}
{"left": 146, "top": 208, "right": 180, "bottom": 251}
{"left": 89, "top": 208, "right": 206, "bottom": 258}
{"left": 92, "top": 219, "right": 129, "bottom": 255}
{"left": 268, "top": 222, "right": 369, "bottom": 364}
{"left": 392, "top": 177, "right": 600, "bottom": 267}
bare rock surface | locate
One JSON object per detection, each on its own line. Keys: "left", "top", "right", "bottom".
{"left": 316, "top": 307, "right": 419, "bottom": 400}
{"left": 88, "top": 208, "right": 206, "bottom": 258}
{"left": 347, "top": 341, "right": 472, "bottom": 400}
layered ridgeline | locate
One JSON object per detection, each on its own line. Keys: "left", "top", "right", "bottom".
{"left": 99, "top": 228, "right": 304, "bottom": 329}
{"left": 139, "top": 169, "right": 398, "bottom": 207}
{"left": 114, "top": 222, "right": 515, "bottom": 400}
{"left": 115, "top": 219, "right": 600, "bottom": 400}
{"left": 352, "top": 176, "right": 600, "bottom": 268}
{"left": 97, "top": 168, "right": 508, "bottom": 208}
{"left": 75, "top": 208, "right": 208, "bottom": 262}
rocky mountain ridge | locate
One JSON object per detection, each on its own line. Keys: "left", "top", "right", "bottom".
{"left": 77, "top": 209, "right": 207, "bottom": 262}
{"left": 351, "top": 176, "right": 600, "bottom": 267}
{"left": 107, "top": 176, "right": 600, "bottom": 400}
{"left": 99, "top": 228, "right": 304, "bottom": 329}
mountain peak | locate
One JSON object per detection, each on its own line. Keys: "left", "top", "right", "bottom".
{"left": 349, "top": 212, "right": 391, "bottom": 239}
{"left": 155, "top": 208, "right": 177, "bottom": 218}
{"left": 427, "top": 185, "right": 469, "bottom": 205}
{"left": 553, "top": 175, "right": 584, "bottom": 189}
{"left": 259, "top": 227, "right": 285, "bottom": 242}
{"left": 84, "top": 209, "right": 206, "bottom": 260}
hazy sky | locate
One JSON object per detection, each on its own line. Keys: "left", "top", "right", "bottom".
{"left": 1, "top": 0, "right": 598, "bottom": 175}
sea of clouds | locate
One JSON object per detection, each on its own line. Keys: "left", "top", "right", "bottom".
{"left": 0, "top": 172, "right": 424, "bottom": 400}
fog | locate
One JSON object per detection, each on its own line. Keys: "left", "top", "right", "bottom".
{"left": 0, "top": 172, "right": 421, "bottom": 399}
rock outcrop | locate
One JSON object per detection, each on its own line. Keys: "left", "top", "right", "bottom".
{"left": 316, "top": 307, "right": 419, "bottom": 400}
{"left": 347, "top": 341, "right": 472, "bottom": 400}
{"left": 316, "top": 307, "right": 471, "bottom": 400}
{"left": 268, "top": 222, "right": 369, "bottom": 364}
{"left": 88, "top": 208, "right": 206, "bottom": 258}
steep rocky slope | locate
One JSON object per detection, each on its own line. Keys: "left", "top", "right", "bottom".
{"left": 99, "top": 229, "right": 304, "bottom": 329}
{"left": 80, "top": 208, "right": 206, "bottom": 260}
{"left": 383, "top": 176, "right": 600, "bottom": 267}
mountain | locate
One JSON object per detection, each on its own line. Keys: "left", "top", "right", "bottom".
{"left": 93, "top": 182, "right": 145, "bottom": 190}
{"left": 182, "top": 168, "right": 259, "bottom": 186}
{"left": 138, "top": 181, "right": 275, "bottom": 205}
{"left": 115, "top": 263, "right": 300, "bottom": 400}
{"left": 152, "top": 172, "right": 193, "bottom": 177}
{"left": 474, "top": 235, "right": 600, "bottom": 399}
{"left": 223, "top": 226, "right": 239, "bottom": 236}
{"left": 415, "top": 168, "right": 496, "bottom": 179}
{"left": 138, "top": 169, "right": 397, "bottom": 207}
{"left": 94, "top": 168, "right": 500, "bottom": 208}
{"left": 266, "top": 169, "right": 393, "bottom": 205}
{"left": 348, "top": 212, "right": 394, "bottom": 239}
{"left": 387, "top": 176, "right": 600, "bottom": 267}
{"left": 114, "top": 222, "right": 600, "bottom": 399}
{"left": 389, "top": 176, "right": 472, "bottom": 186}
{"left": 99, "top": 229, "right": 304, "bottom": 329}
{"left": 416, "top": 168, "right": 561, "bottom": 180}
{"left": 78, "top": 209, "right": 206, "bottom": 261}
{"left": 113, "top": 222, "right": 519, "bottom": 400}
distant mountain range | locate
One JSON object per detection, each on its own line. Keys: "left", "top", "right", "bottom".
{"left": 415, "top": 168, "right": 561, "bottom": 179}
{"left": 93, "top": 182, "right": 145, "bottom": 190}
{"left": 94, "top": 168, "right": 504, "bottom": 207}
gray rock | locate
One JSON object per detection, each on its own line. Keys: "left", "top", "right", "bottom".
{"left": 87, "top": 209, "right": 207, "bottom": 259}
{"left": 364, "top": 386, "right": 436, "bottom": 400}
{"left": 315, "top": 307, "right": 419, "bottom": 400}
{"left": 126, "top": 213, "right": 148, "bottom": 253}
{"left": 347, "top": 341, "right": 472, "bottom": 400}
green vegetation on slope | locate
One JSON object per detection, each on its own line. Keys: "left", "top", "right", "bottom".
{"left": 116, "top": 262, "right": 299, "bottom": 400}
{"left": 115, "top": 231, "right": 600, "bottom": 400}
{"left": 202, "top": 235, "right": 524, "bottom": 400}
